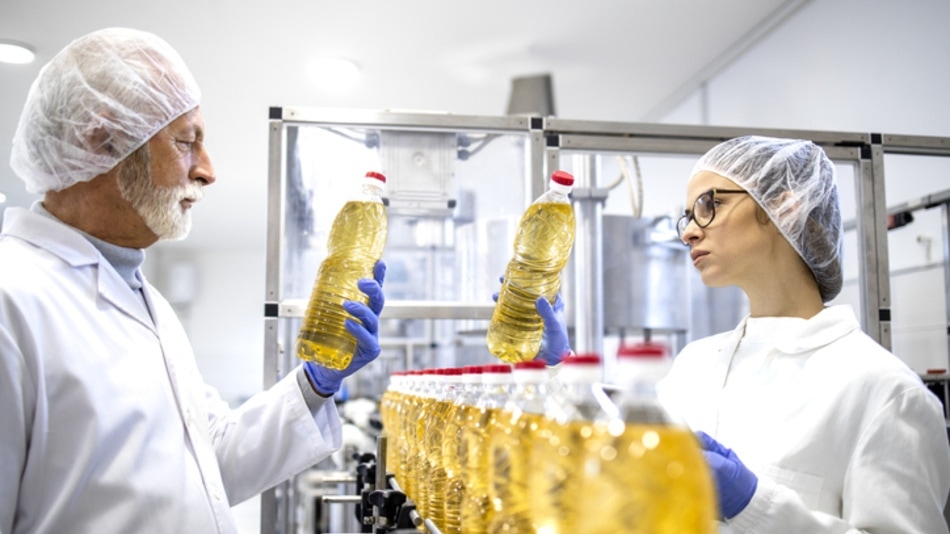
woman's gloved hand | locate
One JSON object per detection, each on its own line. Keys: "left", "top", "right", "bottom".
{"left": 696, "top": 431, "right": 758, "bottom": 520}
{"left": 304, "top": 261, "right": 386, "bottom": 397}
{"left": 492, "top": 276, "right": 572, "bottom": 366}
{"left": 534, "top": 294, "right": 571, "bottom": 365}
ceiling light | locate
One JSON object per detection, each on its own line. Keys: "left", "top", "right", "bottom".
{"left": 306, "top": 57, "right": 360, "bottom": 91}
{"left": 0, "top": 40, "right": 35, "bottom": 64}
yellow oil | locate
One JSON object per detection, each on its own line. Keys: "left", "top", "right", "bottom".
{"left": 530, "top": 419, "right": 716, "bottom": 534}
{"left": 413, "top": 394, "right": 435, "bottom": 519}
{"left": 529, "top": 417, "right": 611, "bottom": 533}
{"left": 297, "top": 199, "right": 387, "bottom": 370}
{"left": 488, "top": 410, "right": 543, "bottom": 533}
{"left": 405, "top": 386, "right": 425, "bottom": 502}
{"left": 487, "top": 202, "right": 575, "bottom": 363}
{"left": 586, "top": 424, "right": 716, "bottom": 533}
{"left": 460, "top": 404, "right": 500, "bottom": 533}
{"left": 379, "top": 385, "right": 400, "bottom": 474}
{"left": 426, "top": 397, "right": 452, "bottom": 529}
{"left": 442, "top": 400, "right": 469, "bottom": 534}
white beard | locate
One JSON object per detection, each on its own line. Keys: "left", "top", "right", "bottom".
{"left": 133, "top": 182, "right": 203, "bottom": 241}
{"left": 117, "top": 163, "right": 204, "bottom": 241}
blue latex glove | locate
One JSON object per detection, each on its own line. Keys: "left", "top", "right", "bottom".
{"left": 304, "top": 261, "right": 386, "bottom": 397}
{"left": 534, "top": 294, "right": 571, "bottom": 365}
{"left": 492, "top": 277, "right": 572, "bottom": 365}
{"left": 696, "top": 431, "right": 758, "bottom": 520}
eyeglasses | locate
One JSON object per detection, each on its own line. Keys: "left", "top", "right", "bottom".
{"left": 676, "top": 188, "right": 749, "bottom": 244}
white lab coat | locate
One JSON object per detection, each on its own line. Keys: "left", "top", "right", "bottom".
{"left": 658, "top": 305, "right": 950, "bottom": 533}
{"left": 0, "top": 207, "right": 343, "bottom": 533}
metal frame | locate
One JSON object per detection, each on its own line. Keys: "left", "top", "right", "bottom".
{"left": 263, "top": 107, "right": 950, "bottom": 533}
{"left": 262, "top": 107, "right": 542, "bottom": 534}
{"left": 541, "top": 120, "right": 892, "bottom": 350}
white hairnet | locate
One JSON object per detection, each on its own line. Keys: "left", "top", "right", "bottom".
{"left": 10, "top": 28, "right": 200, "bottom": 194}
{"left": 691, "top": 135, "right": 843, "bottom": 302}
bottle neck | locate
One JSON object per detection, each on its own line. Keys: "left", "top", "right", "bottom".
{"left": 549, "top": 181, "right": 573, "bottom": 197}
{"left": 362, "top": 182, "right": 385, "bottom": 200}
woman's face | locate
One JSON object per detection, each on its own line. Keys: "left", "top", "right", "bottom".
{"left": 680, "top": 171, "right": 780, "bottom": 289}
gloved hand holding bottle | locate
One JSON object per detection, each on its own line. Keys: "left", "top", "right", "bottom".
{"left": 696, "top": 431, "right": 758, "bottom": 520}
{"left": 304, "top": 261, "right": 386, "bottom": 397}
{"left": 534, "top": 294, "right": 571, "bottom": 365}
{"left": 492, "top": 277, "right": 571, "bottom": 366}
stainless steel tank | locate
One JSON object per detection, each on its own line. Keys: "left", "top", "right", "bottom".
{"left": 565, "top": 214, "right": 690, "bottom": 334}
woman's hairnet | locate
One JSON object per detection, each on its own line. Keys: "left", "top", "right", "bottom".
{"left": 691, "top": 135, "right": 843, "bottom": 302}
{"left": 10, "top": 27, "right": 200, "bottom": 194}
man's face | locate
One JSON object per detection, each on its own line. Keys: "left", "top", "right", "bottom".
{"left": 116, "top": 107, "right": 215, "bottom": 241}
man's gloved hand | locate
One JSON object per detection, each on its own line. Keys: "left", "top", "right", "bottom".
{"left": 534, "top": 294, "right": 571, "bottom": 365}
{"left": 304, "top": 261, "right": 386, "bottom": 397}
{"left": 492, "top": 276, "right": 572, "bottom": 365}
{"left": 696, "top": 431, "right": 758, "bottom": 520}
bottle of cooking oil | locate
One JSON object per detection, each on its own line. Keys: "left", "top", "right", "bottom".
{"left": 379, "top": 371, "right": 406, "bottom": 475}
{"left": 488, "top": 359, "right": 548, "bottom": 533}
{"left": 461, "top": 364, "right": 512, "bottom": 533}
{"left": 399, "top": 370, "right": 422, "bottom": 500}
{"left": 296, "top": 171, "right": 388, "bottom": 370}
{"left": 443, "top": 366, "right": 483, "bottom": 534}
{"left": 577, "top": 343, "right": 716, "bottom": 533}
{"left": 412, "top": 369, "right": 439, "bottom": 519}
{"left": 427, "top": 367, "right": 461, "bottom": 530}
{"left": 487, "top": 170, "right": 576, "bottom": 363}
{"left": 529, "top": 354, "right": 611, "bottom": 534}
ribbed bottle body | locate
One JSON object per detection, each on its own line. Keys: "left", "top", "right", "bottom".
{"left": 297, "top": 184, "right": 387, "bottom": 370}
{"left": 487, "top": 177, "right": 575, "bottom": 363}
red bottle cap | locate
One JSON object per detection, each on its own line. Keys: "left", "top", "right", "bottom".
{"left": 514, "top": 360, "right": 547, "bottom": 370}
{"left": 365, "top": 171, "right": 386, "bottom": 183}
{"left": 551, "top": 170, "right": 574, "bottom": 186}
{"left": 562, "top": 353, "right": 600, "bottom": 365}
{"left": 617, "top": 342, "right": 669, "bottom": 359}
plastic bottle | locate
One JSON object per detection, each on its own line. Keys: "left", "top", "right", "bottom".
{"left": 296, "top": 171, "right": 388, "bottom": 370}
{"left": 426, "top": 368, "right": 462, "bottom": 530}
{"left": 529, "top": 354, "right": 612, "bottom": 533}
{"left": 460, "top": 364, "right": 512, "bottom": 533}
{"left": 411, "top": 369, "right": 439, "bottom": 519}
{"left": 487, "top": 170, "right": 576, "bottom": 363}
{"left": 379, "top": 371, "right": 405, "bottom": 475}
{"left": 577, "top": 342, "right": 716, "bottom": 533}
{"left": 443, "top": 366, "right": 483, "bottom": 534}
{"left": 488, "top": 359, "right": 549, "bottom": 533}
{"left": 399, "top": 370, "right": 423, "bottom": 500}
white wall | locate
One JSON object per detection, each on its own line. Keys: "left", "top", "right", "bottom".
{"left": 663, "top": 0, "right": 950, "bottom": 373}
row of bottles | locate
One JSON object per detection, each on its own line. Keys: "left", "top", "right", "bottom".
{"left": 378, "top": 351, "right": 716, "bottom": 534}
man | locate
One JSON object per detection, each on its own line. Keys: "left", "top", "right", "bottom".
{"left": 0, "top": 27, "right": 384, "bottom": 533}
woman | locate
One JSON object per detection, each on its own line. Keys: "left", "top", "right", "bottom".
{"left": 657, "top": 136, "right": 950, "bottom": 532}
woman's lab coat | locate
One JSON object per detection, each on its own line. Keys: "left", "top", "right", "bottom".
{"left": 659, "top": 305, "right": 950, "bottom": 533}
{"left": 0, "top": 207, "right": 343, "bottom": 533}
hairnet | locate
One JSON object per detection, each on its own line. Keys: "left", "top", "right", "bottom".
{"left": 10, "top": 27, "right": 200, "bottom": 194}
{"left": 691, "top": 135, "right": 843, "bottom": 302}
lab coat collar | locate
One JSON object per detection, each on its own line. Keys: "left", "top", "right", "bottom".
{"left": 727, "top": 305, "right": 860, "bottom": 357}
{"left": 2, "top": 206, "right": 156, "bottom": 333}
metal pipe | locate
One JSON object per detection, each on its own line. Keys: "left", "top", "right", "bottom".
{"left": 321, "top": 495, "right": 362, "bottom": 504}
{"left": 571, "top": 154, "right": 605, "bottom": 362}
{"left": 376, "top": 434, "right": 388, "bottom": 490}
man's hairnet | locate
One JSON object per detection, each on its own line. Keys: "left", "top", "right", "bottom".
{"left": 10, "top": 27, "right": 200, "bottom": 194}
{"left": 691, "top": 135, "right": 843, "bottom": 302}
